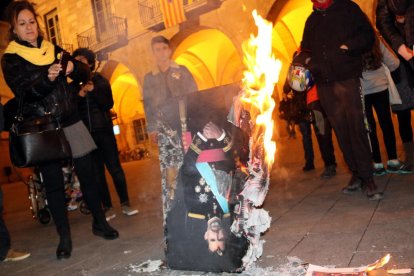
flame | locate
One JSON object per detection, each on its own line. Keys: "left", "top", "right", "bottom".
{"left": 366, "top": 254, "right": 391, "bottom": 271}
{"left": 241, "top": 10, "right": 282, "bottom": 167}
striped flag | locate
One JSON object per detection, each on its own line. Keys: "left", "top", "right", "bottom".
{"left": 159, "top": 0, "right": 186, "bottom": 28}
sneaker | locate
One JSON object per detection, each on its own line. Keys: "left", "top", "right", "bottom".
{"left": 67, "top": 201, "right": 78, "bottom": 211}
{"left": 342, "top": 174, "right": 362, "bottom": 194}
{"left": 386, "top": 160, "right": 413, "bottom": 174}
{"left": 367, "top": 192, "right": 384, "bottom": 201}
{"left": 320, "top": 165, "right": 336, "bottom": 178}
{"left": 302, "top": 164, "right": 315, "bottom": 172}
{"left": 121, "top": 205, "right": 139, "bottom": 216}
{"left": 104, "top": 208, "right": 116, "bottom": 221}
{"left": 373, "top": 163, "right": 387, "bottom": 176}
{"left": 4, "top": 249, "right": 30, "bottom": 262}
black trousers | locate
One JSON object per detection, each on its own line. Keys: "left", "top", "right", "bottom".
{"left": 364, "top": 90, "right": 398, "bottom": 163}
{"left": 298, "top": 120, "right": 314, "bottom": 167}
{"left": 0, "top": 187, "right": 10, "bottom": 261}
{"left": 38, "top": 153, "right": 106, "bottom": 237}
{"left": 395, "top": 109, "right": 413, "bottom": 143}
{"left": 318, "top": 78, "right": 373, "bottom": 179}
{"left": 91, "top": 131, "right": 129, "bottom": 208}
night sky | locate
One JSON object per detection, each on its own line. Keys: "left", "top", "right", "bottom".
{"left": 0, "top": 0, "right": 14, "bottom": 21}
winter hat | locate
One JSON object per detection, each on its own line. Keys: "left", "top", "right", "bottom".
{"left": 311, "top": 0, "right": 334, "bottom": 10}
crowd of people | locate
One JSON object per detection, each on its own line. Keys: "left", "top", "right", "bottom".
{"left": 0, "top": 0, "right": 413, "bottom": 264}
{"left": 279, "top": 0, "right": 414, "bottom": 201}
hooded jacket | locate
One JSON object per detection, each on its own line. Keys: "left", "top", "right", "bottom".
{"left": 1, "top": 38, "right": 90, "bottom": 127}
{"left": 300, "top": 0, "right": 375, "bottom": 84}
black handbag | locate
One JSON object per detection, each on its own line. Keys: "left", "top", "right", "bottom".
{"left": 9, "top": 96, "right": 72, "bottom": 168}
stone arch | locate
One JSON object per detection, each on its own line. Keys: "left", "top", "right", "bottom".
{"left": 100, "top": 60, "right": 144, "bottom": 150}
{"left": 170, "top": 28, "right": 243, "bottom": 91}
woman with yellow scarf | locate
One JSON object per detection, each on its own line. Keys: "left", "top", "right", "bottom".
{"left": 2, "top": 0, "right": 119, "bottom": 260}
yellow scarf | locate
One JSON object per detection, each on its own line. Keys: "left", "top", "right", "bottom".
{"left": 4, "top": 40, "right": 55, "bottom": 66}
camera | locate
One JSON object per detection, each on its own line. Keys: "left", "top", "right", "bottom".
{"left": 58, "top": 51, "right": 71, "bottom": 75}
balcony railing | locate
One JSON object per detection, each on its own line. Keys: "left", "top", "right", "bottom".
{"left": 77, "top": 16, "right": 128, "bottom": 54}
{"left": 137, "top": 0, "right": 163, "bottom": 29}
{"left": 138, "top": 0, "right": 222, "bottom": 29}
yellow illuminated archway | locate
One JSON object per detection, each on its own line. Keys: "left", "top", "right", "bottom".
{"left": 108, "top": 63, "right": 144, "bottom": 122}
{"left": 101, "top": 61, "right": 144, "bottom": 150}
{"left": 172, "top": 29, "right": 243, "bottom": 91}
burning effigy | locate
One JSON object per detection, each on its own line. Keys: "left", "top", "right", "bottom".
{"left": 145, "top": 10, "right": 281, "bottom": 272}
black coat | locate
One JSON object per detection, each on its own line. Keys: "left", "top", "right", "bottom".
{"left": 76, "top": 73, "right": 114, "bottom": 132}
{"left": 300, "top": 0, "right": 375, "bottom": 84}
{"left": 377, "top": 0, "right": 414, "bottom": 49}
{"left": 376, "top": 0, "right": 407, "bottom": 51}
{"left": 1, "top": 39, "right": 90, "bottom": 127}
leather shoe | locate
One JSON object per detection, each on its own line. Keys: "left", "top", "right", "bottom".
{"left": 56, "top": 237, "right": 72, "bottom": 260}
{"left": 92, "top": 222, "right": 119, "bottom": 240}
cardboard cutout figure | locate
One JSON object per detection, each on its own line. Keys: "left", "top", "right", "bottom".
{"left": 164, "top": 85, "right": 249, "bottom": 272}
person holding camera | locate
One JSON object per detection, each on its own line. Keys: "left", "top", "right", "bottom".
{"left": 1, "top": 1, "right": 118, "bottom": 260}
{"left": 72, "top": 48, "right": 138, "bottom": 219}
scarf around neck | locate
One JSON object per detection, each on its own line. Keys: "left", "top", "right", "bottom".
{"left": 312, "top": 0, "right": 334, "bottom": 10}
{"left": 4, "top": 39, "right": 55, "bottom": 66}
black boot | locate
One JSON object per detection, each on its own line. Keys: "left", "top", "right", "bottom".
{"left": 56, "top": 236, "right": 72, "bottom": 260}
{"left": 92, "top": 220, "right": 119, "bottom": 240}
{"left": 73, "top": 154, "right": 120, "bottom": 240}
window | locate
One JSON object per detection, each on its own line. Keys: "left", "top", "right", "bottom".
{"left": 92, "top": 0, "right": 113, "bottom": 41}
{"left": 45, "top": 9, "right": 62, "bottom": 46}
{"left": 133, "top": 118, "right": 148, "bottom": 143}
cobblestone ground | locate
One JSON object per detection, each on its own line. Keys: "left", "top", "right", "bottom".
{"left": 1, "top": 136, "right": 414, "bottom": 275}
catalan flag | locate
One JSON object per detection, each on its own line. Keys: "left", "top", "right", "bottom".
{"left": 159, "top": 0, "right": 186, "bottom": 28}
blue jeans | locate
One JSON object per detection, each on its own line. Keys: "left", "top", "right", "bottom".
{"left": 0, "top": 187, "right": 11, "bottom": 261}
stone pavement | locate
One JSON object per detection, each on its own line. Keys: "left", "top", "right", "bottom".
{"left": 1, "top": 136, "right": 414, "bottom": 275}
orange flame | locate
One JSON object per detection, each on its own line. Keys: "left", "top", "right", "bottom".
{"left": 241, "top": 10, "right": 282, "bottom": 167}
{"left": 366, "top": 254, "right": 391, "bottom": 271}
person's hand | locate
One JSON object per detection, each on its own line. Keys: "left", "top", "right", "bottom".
{"left": 398, "top": 44, "right": 413, "bottom": 61}
{"left": 339, "top": 44, "right": 348, "bottom": 50}
{"left": 203, "top": 122, "right": 223, "bottom": 139}
{"left": 47, "top": 63, "right": 61, "bottom": 82}
{"left": 79, "top": 81, "right": 94, "bottom": 97}
{"left": 65, "top": 61, "right": 74, "bottom": 75}
{"left": 149, "top": 132, "right": 158, "bottom": 144}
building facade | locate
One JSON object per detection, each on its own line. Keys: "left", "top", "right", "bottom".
{"left": 0, "top": 0, "right": 376, "bottom": 182}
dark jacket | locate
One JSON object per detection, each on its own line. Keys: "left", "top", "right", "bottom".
{"left": 1, "top": 38, "right": 90, "bottom": 127}
{"left": 377, "top": 0, "right": 414, "bottom": 49}
{"left": 76, "top": 73, "right": 114, "bottom": 132}
{"left": 143, "top": 61, "right": 197, "bottom": 133}
{"left": 376, "top": 0, "right": 407, "bottom": 51}
{"left": 300, "top": 0, "right": 375, "bottom": 84}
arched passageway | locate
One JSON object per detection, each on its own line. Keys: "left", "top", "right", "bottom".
{"left": 172, "top": 29, "right": 243, "bottom": 91}
{"left": 101, "top": 61, "right": 144, "bottom": 151}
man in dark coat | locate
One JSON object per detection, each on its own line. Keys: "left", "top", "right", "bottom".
{"left": 299, "top": 0, "right": 382, "bottom": 199}
{"left": 73, "top": 48, "right": 138, "bottom": 218}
